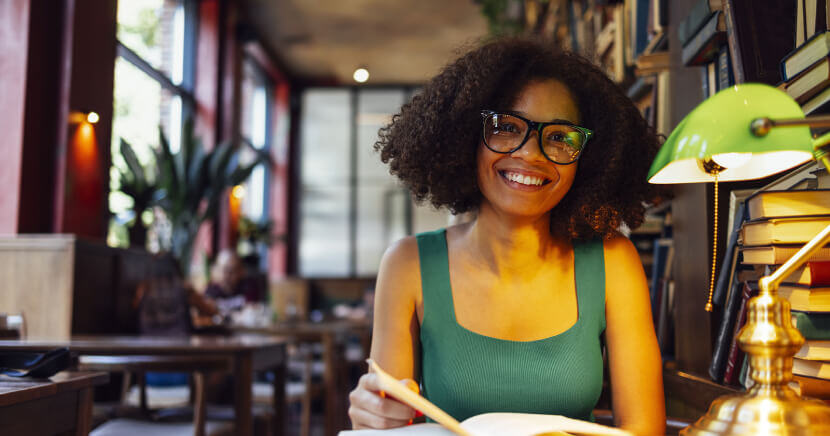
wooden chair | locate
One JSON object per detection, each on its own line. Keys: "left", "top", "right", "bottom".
{"left": 252, "top": 342, "right": 319, "bottom": 436}
{"left": 80, "top": 355, "right": 232, "bottom": 436}
{"left": 269, "top": 278, "right": 310, "bottom": 322}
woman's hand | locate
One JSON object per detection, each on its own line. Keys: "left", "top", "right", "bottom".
{"left": 348, "top": 372, "right": 420, "bottom": 429}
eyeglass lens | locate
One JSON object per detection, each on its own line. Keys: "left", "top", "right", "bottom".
{"left": 483, "top": 113, "right": 584, "bottom": 163}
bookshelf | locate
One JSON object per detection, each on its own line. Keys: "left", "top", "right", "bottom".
{"left": 559, "top": 0, "right": 823, "bottom": 421}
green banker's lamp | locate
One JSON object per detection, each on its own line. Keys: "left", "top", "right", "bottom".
{"left": 648, "top": 83, "right": 830, "bottom": 435}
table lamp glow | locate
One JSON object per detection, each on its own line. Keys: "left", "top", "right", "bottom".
{"left": 648, "top": 83, "right": 830, "bottom": 435}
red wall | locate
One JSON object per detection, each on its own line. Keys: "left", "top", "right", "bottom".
{"left": 56, "top": 0, "right": 117, "bottom": 239}
{"left": 1, "top": 0, "right": 116, "bottom": 238}
{"left": 0, "top": 0, "right": 31, "bottom": 234}
{"left": 1, "top": 0, "right": 293, "bottom": 276}
{"left": 17, "top": 0, "right": 67, "bottom": 233}
{"left": 268, "top": 82, "right": 291, "bottom": 279}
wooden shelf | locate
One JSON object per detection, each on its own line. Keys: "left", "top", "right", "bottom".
{"left": 663, "top": 363, "right": 741, "bottom": 421}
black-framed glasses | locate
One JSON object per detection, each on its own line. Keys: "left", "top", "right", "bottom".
{"left": 480, "top": 110, "right": 593, "bottom": 165}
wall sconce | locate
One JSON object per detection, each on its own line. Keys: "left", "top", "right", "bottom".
{"left": 69, "top": 110, "right": 99, "bottom": 125}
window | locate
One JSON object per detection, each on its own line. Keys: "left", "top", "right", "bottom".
{"left": 298, "top": 88, "right": 451, "bottom": 277}
{"left": 108, "top": 0, "right": 195, "bottom": 248}
{"left": 299, "top": 90, "right": 352, "bottom": 276}
{"left": 239, "top": 59, "right": 272, "bottom": 223}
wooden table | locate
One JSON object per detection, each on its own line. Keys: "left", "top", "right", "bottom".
{"left": 0, "top": 335, "right": 288, "bottom": 436}
{"left": 239, "top": 319, "right": 372, "bottom": 436}
{"left": 0, "top": 371, "right": 108, "bottom": 435}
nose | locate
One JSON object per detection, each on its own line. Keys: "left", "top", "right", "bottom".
{"left": 511, "top": 129, "right": 547, "bottom": 162}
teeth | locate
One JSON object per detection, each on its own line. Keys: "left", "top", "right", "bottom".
{"left": 503, "top": 171, "right": 544, "bottom": 186}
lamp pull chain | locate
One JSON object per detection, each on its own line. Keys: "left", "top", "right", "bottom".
{"left": 706, "top": 175, "right": 718, "bottom": 312}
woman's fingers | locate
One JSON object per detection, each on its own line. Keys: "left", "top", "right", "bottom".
{"left": 348, "top": 405, "right": 412, "bottom": 430}
{"left": 352, "top": 381, "right": 417, "bottom": 420}
{"left": 349, "top": 373, "right": 418, "bottom": 429}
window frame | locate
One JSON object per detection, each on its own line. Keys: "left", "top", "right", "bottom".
{"left": 297, "top": 85, "right": 420, "bottom": 277}
{"left": 114, "top": 0, "right": 197, "bottom": 131}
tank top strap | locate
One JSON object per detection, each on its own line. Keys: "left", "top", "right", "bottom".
{"left": 573, "top": 238, "right": 607, "bottom": 333}
{"left": 416, "top": 229, "right": 455, "bottom": 328}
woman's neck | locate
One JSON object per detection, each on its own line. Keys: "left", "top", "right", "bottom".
{"left": 461, "top": 202, "right": 569, "bottom": 277}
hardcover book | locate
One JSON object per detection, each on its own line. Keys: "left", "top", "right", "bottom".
{"left": 746, "top": 190, "right": 830, "bottom": 220}
{"left": 794, "top": 374, "right": 830, "bottom": 398}
{"left": 794, "top": 358, "right": 830, "bottom": 379}
{"left": 796, "top": 339, "right": 830, "bottom": 360}
{"left": 779, "top": 284, "right": 830, "bottom": 312}
{"left": 741, "top": 216, "right": 830, "bottom": 246}
{"left": 724, "top": 0, "right": 796, "bottom": 85}
{"left": 792, "top": 310, "right": 830, "bottom": 340}
{"left": 742, "top": 245, "right": 830, "bottom": 265}
{"left": 783, "top": 56, "right": 830, "bottom": 103}
{"left": 782, "top": 31, "right": 830, "bottom": 81}
{"left": 681, "top": 11, "right": 726, "bottom": 66}
{"left": 709, "top": 277, "right": 750, "bottom": 382}
{"left": 723, "top": 281, "right": 756, "bottom": 385}
{"left": 782, "top": 262, "right": 830, "bottom": 287}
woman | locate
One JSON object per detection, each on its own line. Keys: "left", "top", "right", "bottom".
{"left": 348, "top": 37, "right": 666, "bottom": 435}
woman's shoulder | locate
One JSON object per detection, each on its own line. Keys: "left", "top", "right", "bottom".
{"left": 600, "top": 232, "right": 640, "bottom": 262}
{"left": 375, "top": 236, "right": 424, "bottom": 307}
{"left": 600, "top": 232, "right": 649, "bottom": 302}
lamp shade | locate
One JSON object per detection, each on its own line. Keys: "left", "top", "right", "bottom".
{"left": 648, "top": 83, "right": 815, "bottom": 184}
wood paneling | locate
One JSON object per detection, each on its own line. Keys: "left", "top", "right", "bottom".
{"left": 0, "top": 235, "right": 155, "bottom": 339}
{"left": 0, "top": 236, "right": 75, "bottom": 339}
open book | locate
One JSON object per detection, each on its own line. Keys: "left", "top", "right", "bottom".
{"left": 340, "top": 360, "right": 632, "bottom": 436}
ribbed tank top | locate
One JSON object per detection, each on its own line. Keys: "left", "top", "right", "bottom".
{"left": 416, "top": 228, "right": 606, "bottom": 422}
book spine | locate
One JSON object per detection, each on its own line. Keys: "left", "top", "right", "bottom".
{"left": 713, "top": 202, "right": 745, "bottom": 305}
{"left": 723, "top": 0, "right": 745, "bottom": 83}
{"left": 682, "top": 12, "right": 726, "bottom": 66}
{"left": 701, "top": 64, "right": 710, "bottom": 98}
{"left": 718, "top": 45, "right": 733, "bottom": 89}
{"left": 726, "top": 0, "right": 797, "bottom": 84}
{"left": 709, "top": 276, "right": 746, "bottom": 382}
{"left": 679, "top": 0, "right": 714, "bottom": 45}
{"left": 812, "top": 261, "right": 830, "bottom": 286}
{"left": 793, "top": 310, "right": 830, "bottom": 339}
{"left": 723, "top": 282, "right": 754, "bottom": 384}
{"left": 738, "top": 352, "right": 751, "bottom": 388}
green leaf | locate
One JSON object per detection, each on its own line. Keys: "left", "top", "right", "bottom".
{"left": 120, "top": 138, "right": 147, "bottom": 190}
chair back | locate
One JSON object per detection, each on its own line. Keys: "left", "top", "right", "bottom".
{"left": 269, "top": 278, "right": 309, "bottom": 321}
{"left": 136, "top": 256, "right": 191, "bottom": 336}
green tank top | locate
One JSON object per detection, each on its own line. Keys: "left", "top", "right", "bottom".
{"left": 416, "top": 228, "right": 606, "bottom": 422}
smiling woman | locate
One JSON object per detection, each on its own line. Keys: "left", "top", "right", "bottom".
{"left": 348, "top": 37, "right": 669, "bottom": 435}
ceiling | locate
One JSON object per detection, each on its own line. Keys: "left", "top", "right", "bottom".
{"left": 240, "top": 0, "right": 490, "bottom": 85}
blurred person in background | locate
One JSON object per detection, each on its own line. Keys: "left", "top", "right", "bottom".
{"left": 205, "top": 249, "right": 267, "bottom": 316}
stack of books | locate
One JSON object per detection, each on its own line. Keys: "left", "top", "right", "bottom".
{"left": 779, "top": 32, "right": 830, "bottom": 114}
{"left": 739, "top": 189, "right": 830, "bottom": 397}
{"left": 779, "top": 1, "right": 830, "bottom": 114}
{"left": 677, "top": 0, "right": 731, "bottom": 98}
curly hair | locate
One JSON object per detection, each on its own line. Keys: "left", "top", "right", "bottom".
{"left": 375, "top": 37, "right": 668, "bottom": 240}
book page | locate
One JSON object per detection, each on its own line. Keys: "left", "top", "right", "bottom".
{"left": 461, "top": 413, "right": 631, "bottom": 436}
{"left": 341, "top": 423, "right": 455, "bottom": 436}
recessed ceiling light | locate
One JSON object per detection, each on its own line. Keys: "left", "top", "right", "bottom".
{"left": 353, "top": 68, "right": 369, "bottom": 83}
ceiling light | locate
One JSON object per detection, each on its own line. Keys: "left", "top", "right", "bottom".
{"left": 353, "top": 68, "right": 369, "bottom": 83}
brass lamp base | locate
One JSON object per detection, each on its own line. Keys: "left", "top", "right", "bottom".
{"left": 682, "top": 385, "right": 830, "bottom": 435}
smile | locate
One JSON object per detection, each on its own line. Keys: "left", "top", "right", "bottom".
{"left": 498, "top": 170, "right": 552, "bottom": 187}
